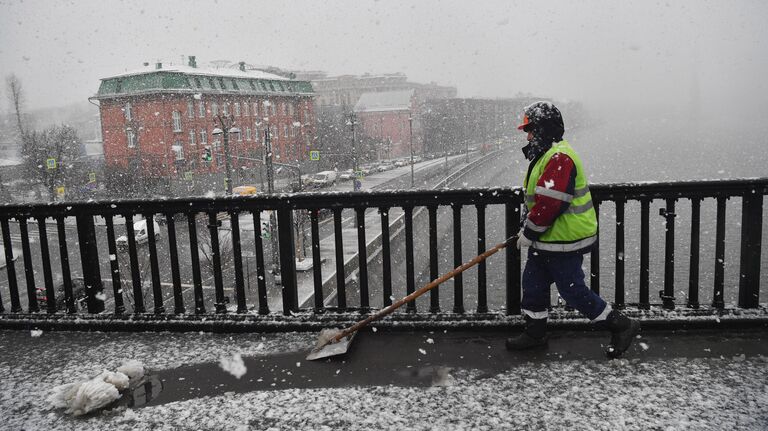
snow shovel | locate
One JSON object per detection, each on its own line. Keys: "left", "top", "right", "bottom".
{"left": 306, "top": 234, "right": 519, "bottom": 361}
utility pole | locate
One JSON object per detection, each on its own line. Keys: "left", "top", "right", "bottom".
{"left": 409, "top": 113, "right": 414, "bottom": 188}
{"left": 264, "top": 122, "right": 281, "bottom": 284}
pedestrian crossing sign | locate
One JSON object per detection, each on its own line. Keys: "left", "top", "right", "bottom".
{"left": 88, "top": 172, "right": 96, "bottom": 183}
{"left": 56, "top": 186, "right": 65, "bottom": 196}
{"left": 309, "top": 150, "right": 320, "bottom": 161}
{"left": 46, "top": 158, "right": 57, "bottom": 170}
{"left": 184, "top": 171, "right": 194, "bottom": 181}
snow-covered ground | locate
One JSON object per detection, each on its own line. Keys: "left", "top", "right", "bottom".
{"left": 1, "top": 329, "right": 766, "bottom": 430}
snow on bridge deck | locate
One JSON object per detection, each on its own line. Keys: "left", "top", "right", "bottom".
{"left": 1, "top": 328, "right": 766, "bottom": 430}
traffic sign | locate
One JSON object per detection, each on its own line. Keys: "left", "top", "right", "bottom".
{"left": 355, "top": 170, "right": 364, "bottom": 178}
{"left": 46, "top": 158, "right": 57, "bottom": 170}
{"left": 309, "top": 150, "right": 320, "bottom": 161}
{"left": 88, "top": 172, "right": 96, "bottom": 183}
{"left": 56, "top": 186, "right": 65, "bottom": 196}
{"left": 184, "top": 171, "right": 194, "bottom": 181}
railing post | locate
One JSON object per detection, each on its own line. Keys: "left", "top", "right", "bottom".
{"left": 688, "top": 198, "right": 701, "bottom": 309}
{"left": 380, "top": 208, "right": 392, "bottom": 308}
{"left": 428, "top": 205, "right": 440, "bottom": 313}
{"left": 333, "top": 209, "right": 347, "bottom": 310}
{"left": 713, "top": 197, "right": 726, "bottom": 309}
{"left": 76, "top": 215, "right": 104, "bottom": 314}
{"left": 639, "top": 199, "right": 650, "bottom": 309}
{"left": 143, "top": 213, "right": 164, "bottom": 314}
{"left": 0, "top": 217, "right": 19, "bottom": 312}
{"left": 355, "top": 207, "right": 369, "bottom": 310}
{"left": 207, "top": 212, "right": 227, "bottom": 314}
{"left": 614, "top": 199, "right": 625, "bottom": 309}
{"left": 476, "top": 204, "right": 488, "bottom": 313}
{"left": 738, "top": 192, "right": 762, "bottom": 308}
{"left": 404, "top": 206, "right": 416, "bottom": 313}
{"left": 19, "top": 217, "right": 39, "bottom": 313}
{"left": 452, "top": 204, "right": 464, "bottom": 314}
{"left": 505, "top": 199, "right": 521, "bottom": 315}
{"left": 277, "top": 207, "right": 298, "bottom": 314}
{"left": 590, "top": 200, "right": 600, "bottom": 295}
{"left": 37, "top": 217, "right": 57, "bottom": 314}
{"left": 660, "top": 199, "right": 676, "bottom": 310}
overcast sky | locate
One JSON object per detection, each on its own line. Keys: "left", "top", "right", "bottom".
{"left": 1, "top": 0, "right": 767, "bottom": 121}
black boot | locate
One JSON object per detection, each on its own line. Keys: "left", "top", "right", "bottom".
{"left": 506, "top": 316, "right": 548, "bottom": 350}
{"left": 599, "top": 310, "right": 640, "bottom": 359}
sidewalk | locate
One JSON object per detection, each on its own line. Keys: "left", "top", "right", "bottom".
{"left": 1, "top": 328, "right": 766, "bottom": 430}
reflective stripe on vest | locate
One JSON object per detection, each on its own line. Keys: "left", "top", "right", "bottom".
{"left": 523, "top": 140, "right": 598, "bottom": 248}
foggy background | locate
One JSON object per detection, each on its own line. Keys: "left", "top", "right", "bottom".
{"left": 2, "top": 0, "right": 767, "bottom": 126}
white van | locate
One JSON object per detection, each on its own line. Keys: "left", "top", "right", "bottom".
{"left": 116, "top": 218, "right": 161, "bottom": 248}
{"left": 311, "top": 170, "right": 338, "bottom": 188}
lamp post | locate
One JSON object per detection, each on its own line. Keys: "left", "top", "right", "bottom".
{"left": 347, "top": 112, "right": 359, "bottom": 191}
{"left": 263, "top": 117, "right": 281, "bottom": 284}
{"left": 212, "top": 114, "right": 240, "bottom": 195}
{"left": 409, "top": 113, "right": 414, "bottom": 188}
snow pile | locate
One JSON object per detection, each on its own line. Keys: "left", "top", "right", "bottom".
{"left": 48, "top": 360, "right": 144, "bottom": 417}
{"left": 219, "top": 354, "right": 247, "bottom": 379}
{"left": 30, "top": 329, "right": 43, "bottom": 338}
{"left": 116, "top": 360, "right": 145, "bottom": 380}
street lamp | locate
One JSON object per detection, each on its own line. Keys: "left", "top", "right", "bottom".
{"left": 347, "top": 112, "right": 359, "bottom": 191}
{"left": 211, "top": 114, "right": 240, "bottom": 195}
{"left": 409, "top": 113, "right": 414, "bottom": 188}
{"left": 262, "top": 115, "right": 281, "bottom": 284}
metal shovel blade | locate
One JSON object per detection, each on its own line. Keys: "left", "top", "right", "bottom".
{"left": 306, "top": 332, "right": 357, "bottom": 361}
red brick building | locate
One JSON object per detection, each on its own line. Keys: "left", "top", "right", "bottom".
{"left": 353, "top": 90, "right": 420, "bottom": 159}
{"left": 92, "top": 57, "right": 315, "bottom": 183}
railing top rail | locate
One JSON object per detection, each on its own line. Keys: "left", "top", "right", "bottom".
{"left": 1, "top": 177, "right": 766, "bottom": 218}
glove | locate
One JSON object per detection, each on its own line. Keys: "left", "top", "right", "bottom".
{"left": 516, "top": 233, "right": 533, "bottom": 250}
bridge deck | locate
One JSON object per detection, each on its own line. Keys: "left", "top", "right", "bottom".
{"left": 2, "top": 328, "right": 767, "bottom": 430}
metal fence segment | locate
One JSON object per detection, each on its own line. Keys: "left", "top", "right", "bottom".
{"left": 0, "top": 178, "right": 764, "bottom": 331}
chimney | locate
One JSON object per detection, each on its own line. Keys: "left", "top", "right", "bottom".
{"left": 188, "top": 56, "right": 197, "bottom": 68}
{"left": 143, "top": 62, "right": 149, "bottom": 67}
{"left": 155, "top": 62, "right": 162, "bottom": 70}
{"left": 239, "top": 61, "right": 246, "bottom": 72}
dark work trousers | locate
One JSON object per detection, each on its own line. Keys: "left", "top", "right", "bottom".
{"left": 522, "top": 248, "right": 608, "bottom": 320}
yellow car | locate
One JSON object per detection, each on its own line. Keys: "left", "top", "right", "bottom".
{"left": 233, "top": 185, "right": 258, "bottom": 196}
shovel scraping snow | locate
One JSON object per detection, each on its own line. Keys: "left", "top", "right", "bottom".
{"left": 306, "top": 235, "right": 518, "bottom": 361}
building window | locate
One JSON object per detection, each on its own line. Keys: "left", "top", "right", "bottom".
{"left": 127, "top": 129, "right": 136, "bottom": 148}
{"left": 231, "top": 79, "right": 239, "bottom": 90}
{"left": 246, "top": 127, "right": 252, "bottom": 141}
{"left": 189, "top": 129, "right": 196, "bottom": 145}
{"left": 194, "top": 77, "right": 202, "bottom": 88}
{"left": 212, "top": 102, "right": 219, "bottom": 116}
{"left": 281, "top": 102, "right": 287, "bottom": 115}
{"left": 124, "top": 102, "right": 132, "bottom": 121}
{"left": 283, "top": 124, "right": 288, "bottom": 139}
{"left": 201, "top": 129, "right": 207, "bottom": 143}
{"left": 222, "top": 103, "right": 229, "bottom": 116}
{"left": 172, "top": 111, "right": 182, "bottom": 132}
{"left": 174, "top": 141, "right": 184, "bottom": 160}
{"left": 187, "top": 101, "right": 194, "bottom": 118}
{"left": 237, "top": 130, "right": 243, "bottom": 142}
{"left": 198, "top": 101, "right": 205, "bottom": 118}
{"left": 217, "top": 78, "right": 226, "bottom": 90}
{"left": 253, "top": 102, "right": 259, "bottom": 117}
{"left": 288, "top": 103, "right": 294, "bottom": 116}
{"left": 234, "top": 102, "right": 241, "bottom": 116}
{"left": 243, "top": 102, "right": 249, "bottom": 117}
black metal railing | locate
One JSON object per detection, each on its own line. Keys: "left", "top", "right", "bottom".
{"left": 0, "top": 178, "right": 765, "bottom": 327}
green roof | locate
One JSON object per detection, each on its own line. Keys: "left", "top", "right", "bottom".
{"left": 95, "top": 69, "right": 314, "bottom": 99}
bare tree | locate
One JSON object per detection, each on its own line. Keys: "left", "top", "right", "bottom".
{"left": 21, "top": 124, "right": 85, "bottom": 201}
{"left": 6, "top": 74, "right": 27, "bottom": 139}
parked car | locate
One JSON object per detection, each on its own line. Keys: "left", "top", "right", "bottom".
{"left": 36, "top": 277, "right": 88, "bottom": 311}
{"left": 379, "top": 162, "right": 395, "bottom": 171}
{"left": 116, "top": 218, "right": 161, "bottom": 248}
{"left": 310, "top": 170, "right": 338, "bottom": 188}
{"left": 233, "top": 185, "right": 258, "bottom": 196}
{"left": 394, "top": 159, "right": 409, "bottom": 167}
{"left": 339, "top": 169, "right": 354, "bottom": 180}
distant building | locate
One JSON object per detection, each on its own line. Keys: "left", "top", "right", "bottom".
{"left": 353, "top": 90, "right": 420, "bottom": 159}
{"left": 308, "top": 72, "right": 456, "bottom": 109}
{"left": 91, "top": 56, "right": 316, "bottom": 181}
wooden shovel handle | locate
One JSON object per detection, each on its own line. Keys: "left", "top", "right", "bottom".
{"left": 332, "top": 235, "right": 518, "bottom": 342}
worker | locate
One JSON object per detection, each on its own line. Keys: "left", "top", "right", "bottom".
{"left": 506, "top": 101, "right": 640, "bottom": 358}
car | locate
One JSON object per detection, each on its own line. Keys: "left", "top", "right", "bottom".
{"left": 233, "top": 185, "right": 258, "bottom": 196}
{"left": 379, "top": 162, "right": 395, "bottom": 171}
{"left": 310, "top": 170, "right": 338, "bottom": 188}
{"left": 36, "top": 277, "right": 88, "bottom": 311}
{"left": 116, "top": 218, "right": 161, "bottom": 248}
{"left": 339, "top": 169, "right": 354, "bottom": 180}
